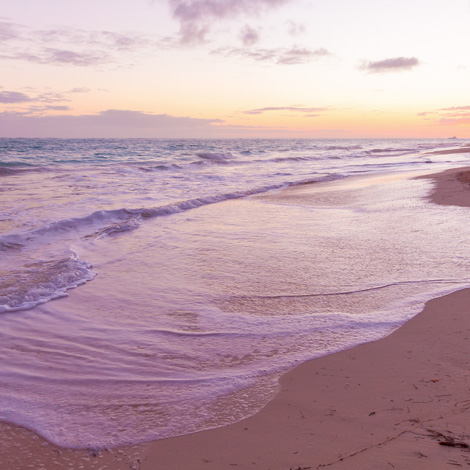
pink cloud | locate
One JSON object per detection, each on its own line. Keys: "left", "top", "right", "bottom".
{"left": 21, "top": 48, "right": 109, "bottom": 66}
{"left": 277, "top": 47, "right": 329, "bottom": 65}
{"left": 438, "top": 117, "right": 470, "bottom": 125}
{"left": 361, "top": 57, "right": 419, "bottom": 73}
{"left": 168, "top": 0, "right": 292, "bottom": 45}
{"left": 0, "top": 22, "right": 160, "bottom": 67}
{"left": 169, "top": 0, "right": 289, "bottom": 22}
{"left": 418, "top": 105, "right": 470, "bottom": 126}
{"left": 68, "top": 87, "right": 91, "bottom": 93}
{"left": 0, "top": 88, "right": 93, "bottom": 113}
{"left": 213, "top": 46, "right": 330, "bottom": 65}
{"left": 0, "top": 20, "right": 22, "bottom": 42}
{"left": 286, "top": 20, "right": 305, "bottom": 36}
{"left": 240, "top": 25, "right": 260, "bottom": 46}
{"left": 243, "top": 106, "right": 328, "bottom": 115}
{"left": 0, "top": 91, "right": 32, "bottom": 103}
{"left": 440, "top": 106, "right": 470, "bottom": 112}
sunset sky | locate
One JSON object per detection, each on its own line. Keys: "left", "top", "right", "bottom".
{"left": 1, "top": 0, "right": 469, "bottom": 138}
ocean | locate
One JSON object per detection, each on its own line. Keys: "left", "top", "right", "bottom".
{"left": 1, "top": 137, "right": 470, "bottom": 449}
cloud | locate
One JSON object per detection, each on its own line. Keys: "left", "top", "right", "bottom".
{"left": 169, "top": 0, "right": 290, "bottom": 22}
{"left": 243, "top": 105, "right": 328, "bottom": 115}
{"left": 213, "top": 46, "right": 330, "bottom": 65}
{"left": 168, "top": 0, "right": 292, "bottom": 45}
{"left": 0, "top": 22, "right": 160, "bottom": 67}
{"left": 277, "top": 47, "right": 329, "bottom": 65}
{"left": 438, "top": 118, "right": 470, "bottom": 125}
{"left": 418, "top": 105, "right": 470, "bottom": 126}
{"left": 23, "top": 105, "right": 72, "bottom": 114}
{"left": 16, "top": 48, "right": 109, "bottom": 67}
{"left": 440, "top": 106, "right": 470, "bottom": 112}
{"left": 0, "top": 109, "right": 224, "bottom": 138}
{"left": 44, "top": 105, "right": 71, "bottom": 111}
{"left": 286, "top": 20, "right": 305, "bottom": 36}
{"left": 36, "top": 91, "right": 70, "bottom": 103}
{"left": 0, "top": 91, "right": 32, "bottom": 103}
{"left": 0, "top": 88, "right": 72, "bottom": 111}
{"left": 31, "top": 28, "right": 152, "bottom": 51}
{"left": 0, "top": 20, "right": 22, "bottom": 42}
{"left": 92, "top": 31, "right": 152, "bottom": 50}
{"left": 0, "top": 88, "right": 95, "bottom": 113}
{"left": 68, "top": 87, "right": 91, "bottom": 93}
{"left": 240, "top": 25, "right": 260, "bottom": 46}
{"left": 361, "top": 57, "right": 419, "bottom": 73}
{"left": 92, "top": 109, "right": 223, "bottom": 128}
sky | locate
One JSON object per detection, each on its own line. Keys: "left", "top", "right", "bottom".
{"left": 1, "top": 0, "right": 469, "bottom": 138}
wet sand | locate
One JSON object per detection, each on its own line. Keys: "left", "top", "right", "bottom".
{"left": 425, "top": 147, "right": 470, "bottom": 156}
{"left": 2, "top": 166, "right": 470, "bottom": 470}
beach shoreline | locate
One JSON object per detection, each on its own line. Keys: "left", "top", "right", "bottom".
{"left": 2, "top": 165, "right": 470, "bottom": 469}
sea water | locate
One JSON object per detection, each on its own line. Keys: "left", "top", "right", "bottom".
{"left": 1, "top": 138, "right": 470, "bottom": 448}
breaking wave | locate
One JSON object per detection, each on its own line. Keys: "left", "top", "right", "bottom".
{"left": 0, "top": 255, "right": 96, "bottom": 313}
{"left": 1, "top": 175, "right": 338, "bottom": 249}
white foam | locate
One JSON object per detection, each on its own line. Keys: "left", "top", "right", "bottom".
{"left": 0, "top": 256, "right": 96, "bottom": 313}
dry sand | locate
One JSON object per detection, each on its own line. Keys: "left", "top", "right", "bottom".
{"left": 418, "top": 166, "right": 470, "bottom": 207}
{"left": 2, "top": 166, "right": 470, "bottom": 470}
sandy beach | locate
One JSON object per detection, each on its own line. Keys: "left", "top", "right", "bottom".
{"left": 2, "top": 166, "right": 470, "bottom": 470}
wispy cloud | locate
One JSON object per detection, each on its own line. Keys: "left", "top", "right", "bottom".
{"left": 30, "top": 27, "right": 153, "bottom": 52}
{"left": 24, "top": 105, "right": 72, "bottom": 114}
{"left": 36, "top": 91, "right": 70, "bottom": 104}
{"left": 277, "top": 47, "right": 329, "bottom": 65}
{"left": 15, "top": 48, "right": 109, "bottom": 67}
{"left": 286, "top": 20, "right": 305, "bottom": 36}
{"left": 440, "top": 106, "right": 470, "bottom": 112}
{"left": 418, "top": 105, "right": 470, "bottom": 126}
{"left": 213, "top": 46, "right": 330, "bottom": 65}
{"left": 0, "top": 21, "right": 160, "bottom": 67}
{"left": 361, "top": 57, "right": 419, "bottom": 73}
{"left": 68, "top": 87, "right": 91, "bottom": 94}
{"left": 168, "top": 0, "right": 292, "bottom": 45}
{"left": 438, "top": 118, "right": 470, "bottom": 125}
{"left": 0, "top": 109, "right": 224, "bottom": 138}
{"left": 242, "top": 105, "right": 328, "bottom": 115}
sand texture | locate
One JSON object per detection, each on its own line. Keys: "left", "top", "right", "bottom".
{"left": 418, "top": 166, "right": 470, "bottom": 207}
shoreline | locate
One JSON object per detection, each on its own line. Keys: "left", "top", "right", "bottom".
{"left": 2, "top": 166, "right": 470, "bottom": 469}
{"left": 417, "top": 165, "right": 470, "bottom": 207}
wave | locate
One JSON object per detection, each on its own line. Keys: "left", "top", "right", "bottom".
{"left": 196, "top": 152, "right": 234, "bottom": 162}
{"left": 270, "top": 156, "right": 310, "bottom": 163}
{"left": 0, "top": 174, "right": 340, "bottom": 248}
{"left": 138, "top": 163, "right": 183, "bottom": 172}
{"left": 325, "top": 145, "right": 363, "bottom": 151}
{"left": 245, "top": 155, "right": 313, "bottom": 165}
{"left": 0, "top": 166, "right": 46, "bottom": 177}
{"left": 0, "top": 255, "right": 96, "bottom": 313}
{"left": 0, "top": 167, "right": 16, "bottom": 176}
{"left": 0, "top": 161, "right": 35, "bottom": 167}
{"left": 366, "top": 147, "right": 419, "bottom": 155}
